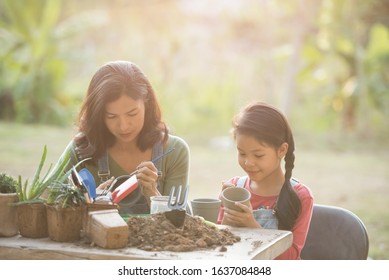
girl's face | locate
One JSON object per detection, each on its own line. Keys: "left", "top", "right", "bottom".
{"left": 236, "top": 133, "right": 287, "bottom": 183}
{"left": 104, "top": 94, "right": 145, "bottom": 145}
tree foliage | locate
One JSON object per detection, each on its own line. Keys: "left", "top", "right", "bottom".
{"left": 0, "top": 0, "right": 67, "bottom": 123}
{"left": 299, "top": 0, "right": 389, "bottom": 139}
{"left": 0, "top": 0, "right": 387, "bottom": 142}
{"left": 0, "top": 0, "right": 106, "bottom": 124}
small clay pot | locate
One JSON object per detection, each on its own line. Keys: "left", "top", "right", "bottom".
{"left": 190, "top": 198, "right": 221, "bottom": 223}
{"left": 221, "top": 187, "right": 251, "bottom": 212}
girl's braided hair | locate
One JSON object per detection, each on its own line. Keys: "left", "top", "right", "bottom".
{"left": 232, "top": 102, "right": 301, "bottom": 230}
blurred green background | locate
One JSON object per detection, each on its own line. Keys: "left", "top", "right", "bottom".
{"left": 1, "top": 0, "right": 388, "bottom": 259}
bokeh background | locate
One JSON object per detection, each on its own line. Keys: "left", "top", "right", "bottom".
{"left": 1, "top": 0, "right": 388, "bottom": 259}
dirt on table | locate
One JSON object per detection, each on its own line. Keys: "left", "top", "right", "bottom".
{"left": 126, "top": 212, "right": 241, "bottom": 252}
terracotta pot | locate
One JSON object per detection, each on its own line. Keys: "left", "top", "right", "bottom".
{"left": 46, "top": 204, "right": 83, "bottom": 242}
{"left": 17, "top": 203, "right": 48, "bottom": 238}
{"left": 0, "top": 193, "right": 19, "bottom": 237}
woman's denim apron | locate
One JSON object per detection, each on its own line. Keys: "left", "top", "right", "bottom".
{"left": 236, "top": 176, "right": 298, "bottom": 229}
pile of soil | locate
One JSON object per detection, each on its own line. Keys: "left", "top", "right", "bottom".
{"left": 126, "top": 213, "right": 241, "bottom": 252}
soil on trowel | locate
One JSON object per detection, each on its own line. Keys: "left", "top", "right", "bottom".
{"left": 126, "top": 213, "right": 241, "bottom": 252}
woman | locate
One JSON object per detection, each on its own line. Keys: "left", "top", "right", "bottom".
{"left": 218, "top": 102, "right": 313, "bottom": 259}
{"left": 52, "top": 61, "right": 190, "bottom": 214}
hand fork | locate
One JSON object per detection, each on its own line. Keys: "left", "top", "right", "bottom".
{"left": 167, "top": 185, "right": 188, "bottom": 210}
{"left": 165, "top": 185, "right": 188, "bottom": 227}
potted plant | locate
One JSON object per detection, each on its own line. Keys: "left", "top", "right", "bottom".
{"left": 15, "top": 145, "right": 70, "bottom": 238}
{"left": 0, "top": 173, "right": 19, "bottom": 237}
{"left": 46, "top": 181, "right": 85, "bottom": 242}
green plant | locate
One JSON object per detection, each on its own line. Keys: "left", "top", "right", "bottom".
{"left": 15, "top": 145, "right": 70, "bottom": 205}
{"left": 0, "top": 0, "right": 107, "bottom": 125}
{"left": 46, "top": 181, "right": 85, "bottom": 208}
{"left": 0, "top": 172, "right": 18, "bottom": 193}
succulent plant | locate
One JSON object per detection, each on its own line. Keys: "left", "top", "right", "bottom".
{"left": 0, "top": 172, "right": 18, "bottom": 193}
{"left": 47, "top": 181, "right": 85, "bottom": 208}
{"left": 15, "top": 145, "right": 70, "bottom": 205}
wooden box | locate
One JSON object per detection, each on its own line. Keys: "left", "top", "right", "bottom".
{"left": 85, "top": 209, "right": 129, "bottom": 249}
{"left": 82, "top": 203, "right": 118, "bottom": 231}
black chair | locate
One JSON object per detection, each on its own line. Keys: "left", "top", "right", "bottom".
{"left": 301, "top": 204, "right": 369, "bottom": 260}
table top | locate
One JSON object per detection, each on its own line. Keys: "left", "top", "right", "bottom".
{"left": 0, "top": 227, "right": 292, "bottom": 260}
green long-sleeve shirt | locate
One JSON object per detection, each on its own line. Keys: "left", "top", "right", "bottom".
{"left": 50, "top": 134, "right": 190, "bottom": 213}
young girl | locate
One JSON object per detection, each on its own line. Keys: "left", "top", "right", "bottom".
{"left": 50, "top": 61, "right": 190, "bottom": 214}
{"left": 218, "top": 102, "right": 313, "bottom": 260}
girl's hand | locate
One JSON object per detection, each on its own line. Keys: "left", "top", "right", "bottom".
{"left": 222, "top": 202, "right": 261, "bottom": 228}
{"left": 136, "top": 161, "right": 161, "bottom": 202}
{"left": 219, "top": 181, "right": 235, "bottom": 201}
{"left": 221, "top": 181, "right": 235, "bottom": 191}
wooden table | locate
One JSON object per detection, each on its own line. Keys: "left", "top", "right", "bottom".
{"left": 0, "top": 227, "right": 292, "bottom": 260}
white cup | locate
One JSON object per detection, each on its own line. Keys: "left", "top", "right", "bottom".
{"left": 150, "top": 196, "right": 171, "bottom": 214}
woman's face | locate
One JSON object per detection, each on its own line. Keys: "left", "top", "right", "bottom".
{"left": 104, "top": 94, "right": 145, "bottom": 145}
{"left": 235, "top": 133, "right": 287, "bottom": 183}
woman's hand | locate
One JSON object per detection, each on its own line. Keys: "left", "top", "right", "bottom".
{"left": 96, "top": 176, "right": 115, "bottom": 191}
{"left": 136, "top": 161, "right": 161, "bottom": 202}
{"left": 221, "top": 202, "right": 261, "bottom": 228}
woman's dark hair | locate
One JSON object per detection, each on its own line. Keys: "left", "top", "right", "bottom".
{"left": 75, "top": 61, "right": 168, "bottom": 161}
{"left": 232, "top": 102, "right": 301, "bottom": 230}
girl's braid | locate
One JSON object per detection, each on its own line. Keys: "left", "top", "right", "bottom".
{"left": 284, "top": 129, "right": 295, "bottom": 182}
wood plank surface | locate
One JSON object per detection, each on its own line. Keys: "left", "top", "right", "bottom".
{"left": 0, "top": 227, "right": 292, "bottom": 260}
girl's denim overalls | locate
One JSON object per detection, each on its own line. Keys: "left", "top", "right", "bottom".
{"left": 236, "top": 176, "right": 298, "bottom": 229}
